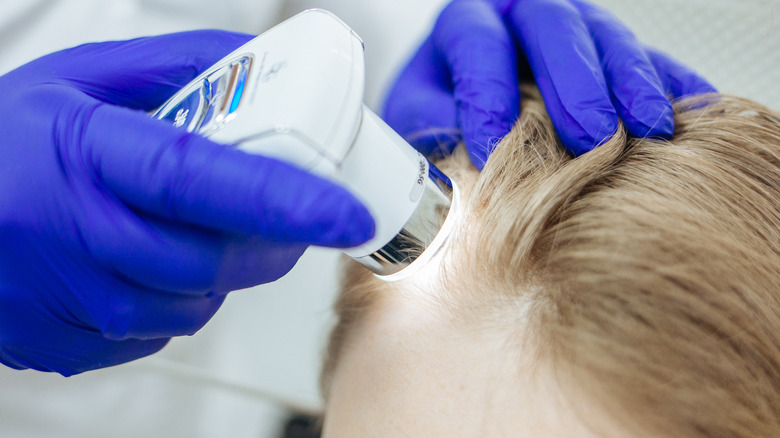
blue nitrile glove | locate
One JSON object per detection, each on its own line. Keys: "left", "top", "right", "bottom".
{"left": 384, "top": 0, "right": 717, "bottom": 167}
{"left": 0, "top": 31, "right": 375, "bottom": 376}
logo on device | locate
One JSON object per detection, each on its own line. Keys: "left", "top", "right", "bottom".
{"left": 174, "top": 109, "right": 189, "bottom": 128}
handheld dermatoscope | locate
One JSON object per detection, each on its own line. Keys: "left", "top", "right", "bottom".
{"left": 153, "top": 9, "right": 458, "bottom": 278}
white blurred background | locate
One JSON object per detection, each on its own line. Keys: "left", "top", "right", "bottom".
{"left": 0, "top": 0, "right": 777, "bottom": 437}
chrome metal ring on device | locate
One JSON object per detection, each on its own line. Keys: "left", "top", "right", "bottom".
{"left": 354, "top": 162, "right": 457, "bottom": 278}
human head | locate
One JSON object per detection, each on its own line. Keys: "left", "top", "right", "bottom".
{"left": 321, "top": 87, "right": 780, "bottom": 437}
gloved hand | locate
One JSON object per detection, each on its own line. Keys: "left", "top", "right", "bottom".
{"left": 384, "top": 0, "right": 717, "bottom": 167}
{"left": 0, "top": 31, "right": 374, "bottom": 376}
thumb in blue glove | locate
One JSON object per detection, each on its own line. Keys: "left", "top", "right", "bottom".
{"left": 384, "top": 0, "right": 717, "bottom": 166}
{"left": 0, "top": 31, "right": 375, "bottom": 376}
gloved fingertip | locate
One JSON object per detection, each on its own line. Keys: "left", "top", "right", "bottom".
{"left": 683, "top": 75, "right": 719, "bottom": 97}
{"left": 563, "top": 109, "right": 619, "bottom": 157}
{"left": 637, "top": 102, "right": 675, "bottom": 139}
{"left": 624, "top": 100, "right": 674, "bottom": 138}
{"left": 698, "top": 83, "right": 719, "bottom": 95}
{"left": 461, "top": 105, "right": 517, "bottom": 170}
{"left": 645, "top": 48, "right": 718, "bottom": 99}
{"left": 314, "top": 192, "right": 376, "bottom": 248}
{"left": 340, "top": 201, "right": 377, "bottom": 248}
{"left": 465, "top": 136, "right": 494, "bottom": 171}
{"left": 567, "top": 141, "right": 597, "bottom": 157}
{"left": 468, "top": 148, "right": 488, "bottom": 171}
{"left": 589, "top": 110, "right": 620, "bottom": 145}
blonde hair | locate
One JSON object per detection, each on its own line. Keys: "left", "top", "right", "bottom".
{"left": 324, "top": 87, "right": 780, "bottom": 437}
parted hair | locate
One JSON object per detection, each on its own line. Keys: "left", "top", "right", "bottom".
{"left": 324, "top": 87, "right": 780, "bottom": 437}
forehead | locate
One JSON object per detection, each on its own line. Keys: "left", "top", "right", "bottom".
{"left": 320, "top": 283, "right": 622, "bottom": 438}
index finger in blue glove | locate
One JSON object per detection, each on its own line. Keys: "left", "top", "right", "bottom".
{"left": 26, "top": 30, "right": 252, "bottom": 110}
{"left": 644, "top": 47, "right": 718, "bottom": 99}
{"left": 569, "top": 0, "right": 674, "bottom": 140}
{"left": 74, "top": 202, "right": 305, "bottom": 294}
{"left": 432, "top": 0, "right": 520, "bottom": 169}
{"left": 48, "top": 86, "right": 375, "bottom": 249}
{"left": 503, "top": 0, "right": 618, "bottom": 156}
{"left": 383, "top": 38, "right": 462, "bottom": 158}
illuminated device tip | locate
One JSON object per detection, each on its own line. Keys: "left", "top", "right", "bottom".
{"left": 373, "top": 180, "right": 460, "bottom": 282}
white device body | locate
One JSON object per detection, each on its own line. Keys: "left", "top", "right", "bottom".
{"left": 153, "top": 9, "right": 455, "bottom": 275}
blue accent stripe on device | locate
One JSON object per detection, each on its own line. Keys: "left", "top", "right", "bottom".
{"left": 228, "top": 72, "right": 246, "bottom": 114}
